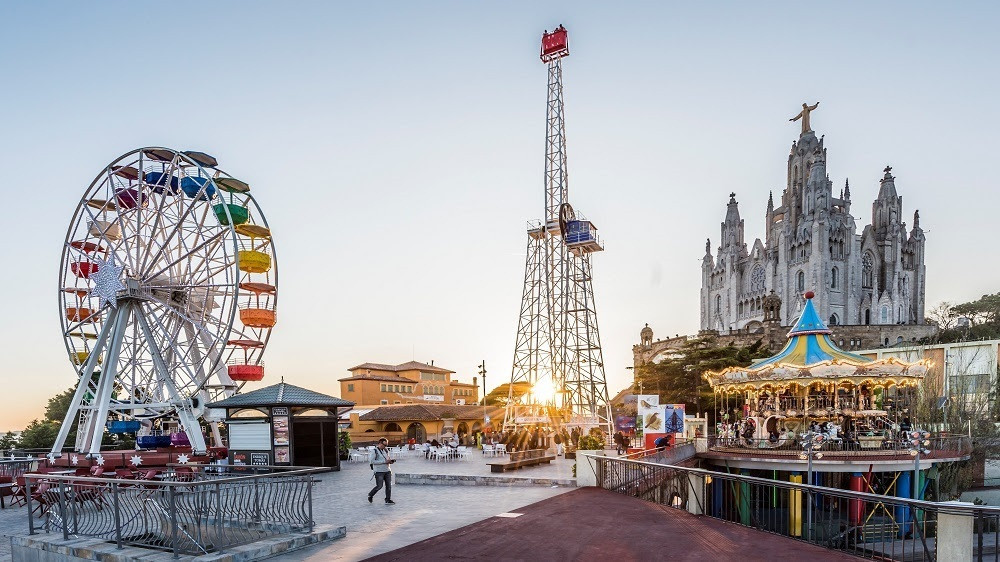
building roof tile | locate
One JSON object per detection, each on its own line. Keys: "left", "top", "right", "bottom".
{"left": 207, "top": 381, "right": 355, "bottom": 409}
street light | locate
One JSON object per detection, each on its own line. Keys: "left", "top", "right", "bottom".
{"left": 798, "top": 431, "right": 825, "bottom": 542}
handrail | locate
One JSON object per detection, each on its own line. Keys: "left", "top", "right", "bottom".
{"left": 584, "top": 453, "right": 999, "bottom": 516}
{"left": 23, "top": 465, "right": 329, "bottom": 488}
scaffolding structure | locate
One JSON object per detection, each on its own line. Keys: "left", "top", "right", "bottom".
{"left": 504, "top": 26, "right": 612, "bottom": 436}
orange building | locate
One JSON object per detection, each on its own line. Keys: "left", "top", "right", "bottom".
{"left": 338, "top": 361, "right": 480, "bottom": 407}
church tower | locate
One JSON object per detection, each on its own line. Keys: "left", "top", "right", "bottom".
{"left": 698, "top": 103, "right": 926, "bottom": 333}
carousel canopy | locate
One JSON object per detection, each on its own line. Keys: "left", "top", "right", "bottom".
{"left": 704, "top": 292, "right": 929, "bottom": 391}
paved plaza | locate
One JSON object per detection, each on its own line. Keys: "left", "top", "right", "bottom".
{"left": 0, "top": 451, "right": 576, "bottom": 561}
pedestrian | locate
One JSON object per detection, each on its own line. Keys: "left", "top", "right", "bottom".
{"left": 614, "top": 431, "right": 625, "bottom": 455}
{"left": 367, "top": 438, "right": 396, "bottom": 504}
{"left": 553, "top": 431, "right": 564, "bottom": 456}
{"left": 423, "top": 440, "right": 431, "bottom": 459}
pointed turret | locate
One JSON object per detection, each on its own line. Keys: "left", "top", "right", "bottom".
{"left": 844, "top": 178, "right": 851, "bottom": 201}
{"left": 872, "top": 165, "right": 903, "bottom": 235}
{"left": 877, "top": 166, "right": 898, "bottom": 201}
{"left": 720, "top": 192, "right": 745, "bottom": 249}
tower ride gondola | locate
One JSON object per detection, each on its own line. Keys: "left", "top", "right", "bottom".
{"left": 55, "top": 148, "right": 278, "bottom": 457}
{"left": 504, "top": 26, "right": 612, "bottom": 436}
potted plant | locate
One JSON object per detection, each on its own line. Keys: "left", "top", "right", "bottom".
{"left": 339, "top": 431, "right": 352, "bottom": 461}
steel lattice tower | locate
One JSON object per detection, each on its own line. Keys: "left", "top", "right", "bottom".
{"left": 504, "top": 26, "right": 612, "bottom": 436}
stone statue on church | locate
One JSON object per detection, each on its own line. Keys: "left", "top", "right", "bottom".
{"left": 789, "top": 102, "right": 820, "bottom": 134}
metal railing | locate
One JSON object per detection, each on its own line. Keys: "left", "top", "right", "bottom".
{"left": 589, "top": 454, "right": 1000, "bottom": 561}
{"left": 0, "top": 458, "right": 38, "bottom": 479}
{"left": 24, "top": 465, "right": 329, "bottom": 557}
{"left": 708, "top": 434, "right": 973, "bottom": 459}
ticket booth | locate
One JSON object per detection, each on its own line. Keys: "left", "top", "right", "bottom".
{"left": 206, "top": 381, "right": 354, "bottom": 470}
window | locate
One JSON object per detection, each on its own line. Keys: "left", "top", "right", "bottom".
{"left": 797, "top": 271, "right": 805, "bottom": 292}
{"left": 750, "top": 266, "right": 765, "bottom": 292}
{"left": 864, "top": 309, "right": 871, "bottom": 325}
{"left": 380, "top": 399, "right": 388, "bottom": 405}
{"left": 881, "top": 307, "right": 888, "bottom": 323}
{"left": 829, "top": 314, "right": 839, "bottom": 325}
{"left": 831, "top": 267, "right": 838, "bottom": 289}
{"left": 380, "top": 384, "right": 387, "bottom": 392}
{"left": 715, "top": 295, "right": 721, "bottom": 313}
{"left": 862, "top": 252, "right": 874, "bottom": 288}
{"left": 385, "top": 423, "right": 402, "bottom": 432}
{"left": 394, "top": 401, "right": 401, "bottom": 405}
{"left": 347, "top": 384, "right": 354, "bottom": 392}
{"left": 394, "top": 384, "right": 400, "bottom": 392}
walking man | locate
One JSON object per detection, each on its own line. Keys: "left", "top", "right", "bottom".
{"left": 368, "top": 438, "right": 396, "bottom": 504}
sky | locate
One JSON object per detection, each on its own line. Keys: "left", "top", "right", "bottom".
{"left": 1, "top": 1, "right": 998, "bottom": 431}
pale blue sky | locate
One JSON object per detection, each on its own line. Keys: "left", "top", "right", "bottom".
{"left": 2, "top": 2, "right": 998, "bottom": 430}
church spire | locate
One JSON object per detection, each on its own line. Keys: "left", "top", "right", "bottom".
{"left": 844, "top": 178, "right": 851, "bottom": 201}
{"left": 720, "top": 193, "right": 745, "bottom": 250}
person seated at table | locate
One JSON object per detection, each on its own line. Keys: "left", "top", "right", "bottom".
{"left": 422, "top": 440, "right": 432, "bottom": 459}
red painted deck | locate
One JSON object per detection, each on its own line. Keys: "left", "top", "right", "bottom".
{"left": 365, "top": 487, "right": 855, "bottom": 562}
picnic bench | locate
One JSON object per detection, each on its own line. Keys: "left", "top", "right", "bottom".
{"left": 486, "top": 449, "right": 555, "bottom": 473}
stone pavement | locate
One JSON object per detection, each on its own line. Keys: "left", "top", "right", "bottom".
{"left": 272, "top": 452, "right": 574, "bottom": 560}
{"left": 0, "top": 452, "right": 574, "bottom": 562}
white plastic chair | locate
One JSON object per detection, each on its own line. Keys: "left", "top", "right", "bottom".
{"left": 495, "top": 443, "right": 507, "bottom": 456}
{"left": 482, "top": 444, "right": 495, "bottom": 457}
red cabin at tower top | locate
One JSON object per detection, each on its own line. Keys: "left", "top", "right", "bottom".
{"left": 540, "top": 25, "right": 569, "bottom": 62}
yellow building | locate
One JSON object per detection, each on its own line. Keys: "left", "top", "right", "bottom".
{"left": 346, "top": 404, "right": 504, "bottom": 445}
{"left": 338, "top": 361, "right": 480, "bottom": 407}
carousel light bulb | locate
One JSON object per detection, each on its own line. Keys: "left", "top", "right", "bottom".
{"left": 815, "top": 453, "right": 823, "bottom": 459}
{"left": 799, "top": 453, "right": 807, "bottom": 460}
{"left": 923, "top": 440, "right": 930, "bottom": 447}
{"left": 909, "top": 450, "right": 918, "bottom": 457}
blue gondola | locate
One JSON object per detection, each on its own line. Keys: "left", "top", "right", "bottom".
{"left": 137, "top": 435, "right": 172, "bottom": 449}
{"left": 144, "top": 171, "right": 179, "bottom": 194}
{"left": 181, "top": 177, "right": 216, "bottom": 200}
{"left": 107, "top": 420, "right": 141, "bottom": 434}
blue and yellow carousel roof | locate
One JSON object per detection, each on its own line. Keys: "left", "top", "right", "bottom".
{"left": 704, "top": 292, "right": 929, "bottom": 390}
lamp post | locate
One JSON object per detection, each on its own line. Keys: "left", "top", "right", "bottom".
{"left": 478, "top": 361, "right": 487, "bottom": 434}
{"left": 906, "top": 429, "right": 931, "bottom": 537}
{"left": 798, "top": 431, "right": 825, "bottom": 542}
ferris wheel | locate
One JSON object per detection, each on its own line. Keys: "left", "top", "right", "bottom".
{"left": 54, "top": 148, "right": 278, "bottom": 456}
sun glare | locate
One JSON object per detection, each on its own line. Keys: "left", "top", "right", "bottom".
{"left": 532, "top": 378, "right": 556, "bottom": 403}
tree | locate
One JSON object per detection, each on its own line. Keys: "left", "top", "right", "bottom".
{"left": 18, "top": 419, "right": 60, "bottom": 450}
{"left": 0, "top": 431, "right": 19, "bottom": 451}
{"left": 483, "top": 382, "right": 531, "bottom": 407}
{"left": 634, "top": 336, "right": 771, "bottom": 424}
{"left": 927, "top": 293, "right": 1000, "bottom": 344}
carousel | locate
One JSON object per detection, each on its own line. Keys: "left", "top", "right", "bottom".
{"left": 704, "top": 291, "right": 930, "bottom": 454}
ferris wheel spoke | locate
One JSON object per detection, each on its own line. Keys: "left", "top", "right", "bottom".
{"left": 179, "top": 235, "right": 231, "bottom": 287}
{"left": 144, "top": 229, "right": 227, "bottom": 282}
{"left": 141, "top": 301, "right": 205, "bottom": 392}
{"left": 143, "top": 295, "right": 228, "bottom": 365}
{"left": 136, "top": 158, "right": 181, "bottom": 274}
{"left": 77, "top": 202, "right": 135, "bottom": 270}
{"left": 140, "top": 180, "right": 218, "bottom": 278}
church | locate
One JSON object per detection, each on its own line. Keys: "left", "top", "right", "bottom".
{"left": 700, "top": 103, "right": 927, "bottom": 333}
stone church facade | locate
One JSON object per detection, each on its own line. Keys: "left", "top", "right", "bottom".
{"left": 700, "top": 121, "right": 927, "bottom": 334}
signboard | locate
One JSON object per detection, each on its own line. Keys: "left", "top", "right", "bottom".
{"left": 272, "top": 416, "right": 289, "bottom": 445}
{"left": 272, "top": 407, "right": 289, "bottom": 416}
{"left": 423, "top": 395, "right": 444, "bottom": 402}
{"left": 664, "top": 404, "right": 685, "bottom": 435}
{"left": 454, "top": 399, "right": 466, "bottom": 405}
{"left": 274, "top": 447, "right": 289, "bottom": 464}
{"left": 638, "top": 395, "right": 663, "bottom": 433}
{"left": 615, "top": 415, "right": 636, "bottom": 433}
{"left": 250, "top": 452, "right": 270, "bottom": 466}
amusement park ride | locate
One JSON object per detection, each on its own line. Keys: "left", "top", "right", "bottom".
{"left": 54, "top": 148, "right": 277, "bottom": 461}
{"left": 504, "top": 26, "right": 613, "bottom": 435}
